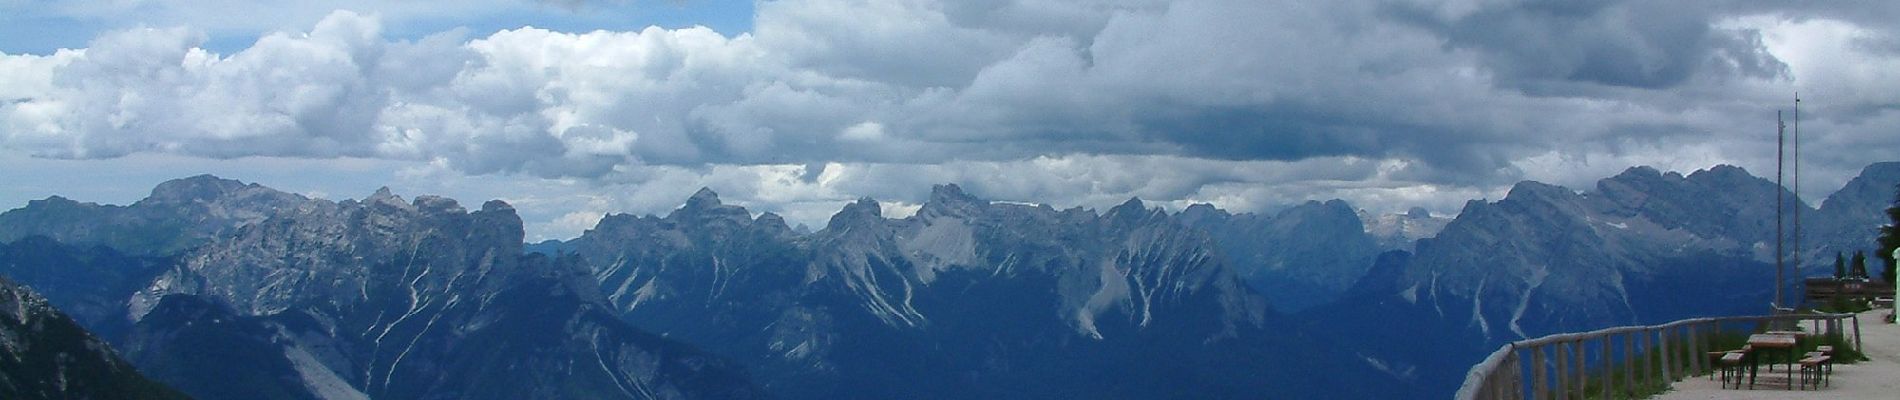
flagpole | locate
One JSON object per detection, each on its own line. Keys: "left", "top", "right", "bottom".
{"left": 1775, "top": 110, "right": 1785, "bottom": 309}
{"left": 1792, "top": 94, "right": 1801, "bottom": 290}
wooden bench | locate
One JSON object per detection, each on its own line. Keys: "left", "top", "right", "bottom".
{"left": 1807, "top": 347, "right": 1836, "bottom": 382}
{"left": 1799, "top": 355, "right": 1831, "bottom": 389}
{"left": 1718, "top": 351, "right": 1748, "bottom": 389}
{"left": 1705, "top": 351, "right": 1735, "bottom": 381}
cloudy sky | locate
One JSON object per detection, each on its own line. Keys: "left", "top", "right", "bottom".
{"left": 3, "top": 0, "right": 1898, "bottom": 241}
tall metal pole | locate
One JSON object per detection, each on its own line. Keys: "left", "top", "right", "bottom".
{"left": 1792, "top": 95, "right": 1801, "bottom": 286}
{"left": 1776, "top": 110, "right": 1786, "bottom": 309}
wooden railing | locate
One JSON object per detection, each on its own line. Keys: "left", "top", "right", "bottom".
{"left": 1454, "top": 312, "right": 1862, "bottom": 400}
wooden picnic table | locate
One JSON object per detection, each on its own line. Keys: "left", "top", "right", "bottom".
{"left": 1745, "top": 333, "right": 1799, "bottom": 390}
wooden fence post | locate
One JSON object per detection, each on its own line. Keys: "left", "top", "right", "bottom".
{"left": 1624, "top": 332, "right": 1635, "bottom": 399}
{"left": 1574, "top": 340, "right": 1587, "bottom": 400}
{"left": 1556, "top": 342, "right": 1569, "bottom": 400}
{"left": 1601, "top": 335, "right": 1612, "bottom": 400}
{"left": 1694, "top": 324, "right": 1710, "bottom": 377}
{"left": 1534, "top": 346, "right": 1547, "bottom": 400}
{"left": 1642, "top": 328, "right": 1654, "bottom": 391}
{"left": 1852, "top": 315, "right": 1863, "bottom": 354}
{"left": 1511, "top": 350, "right": 1524, "bottom": 400}
{"left": 1660, "top": 327, "right": 1674, "bottom": 382}
{"left": 1671, "top": 326, "right": 1683, "bottom": 380}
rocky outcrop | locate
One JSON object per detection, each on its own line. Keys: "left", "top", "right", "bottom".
{"left": 0, "top": 277, "right": 188, "bottom": 399}
{"left": 1180, "top": 199, "right": 1381, "bottom": 311}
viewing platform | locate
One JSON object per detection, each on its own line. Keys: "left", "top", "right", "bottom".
{"left": 1456, "top": 307, "right": 1894, "bottom": 400}
{"left": 1651, "top": 308, "right": 1898, "bottom": 399}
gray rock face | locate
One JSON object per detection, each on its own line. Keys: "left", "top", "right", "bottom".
{"left": 1180, "top": 199, "right": 1380, "bottom": 312}
{"left": 132, "top": 191, "right": 534, "bottom": 319}
{"left": 572, "top": 184, "right": 1398, "bottom": 399}
{"left": 0, "top": 277, "right": 188, "bottom": 399}
{"left": 0, "top": 177, "right": 761, "bottom": 400}
{"left": 125, "top": 190, "right": 757, "bottom": 400}
{"left": 1805, "top": 162, "right": 1900, "bottom": 277}
{"left": 0, "top": 237, "right": 172, "bottom": 338}
{"left": 1374, "top": 165, "right": 1804, "bottom": 342}
{"left": 0, "top": 174, "right": 308, "bottom": 256}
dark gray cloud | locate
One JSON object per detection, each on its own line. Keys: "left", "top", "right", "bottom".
{"left": 1387, "top": 1, "right": 1762, "bottom": 91}
{"left": 3, "top": 0, "right": 1899, "bottom": 239}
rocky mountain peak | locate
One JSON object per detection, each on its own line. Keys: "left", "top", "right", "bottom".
{"left": 2, "top": 175, "right": 308, "bottom": 256}
{"left": 815, "top": 198, "right": 887, "bottom": 236}
{"left": 32, "top": 195, "right": 79, "bottom": 206}
{"left": 589, "top": 213, "right": 642, "bottom": 233}
{"left": 1407, "top": 207, "right": 1431, "bottom": 219}
{"left": 685, "top": 187, "right": 723, "bottom": 209}
{"left": 1609, "top": 165, "right": 1663, "bottom": 182}
{"left": 366, "top": 186, "right": 405, "bottom": 207}
{"left": 413, "top": 195, "right": 466, "bottom": 215}
{"left": 918, "top": 183, "right": 985, "bottom": 219}
{"left": 15, "top": 195, "right": 94, "bottom": 212}
{"left": 1105, "top": 197, "right": 1158, "bottom": 227}
{"left": 670, "top": 187, "right": 755, "bottom": 228}
{"left": 1692, "top": 164, "right": 1754, "bottom": 182}
{"left": 1504, "top": 180, "right": 1578, "bottom": 203}
{"left": 1820, "top": 161, "right": 1900, "bottom": 213}
{"left": 480, "top": 199, "right": 514, "bottom": 213}
{"left": 1323, "top": 198, "right": 1353, "bottom": 210}
{"left": 928, "top": 184, "right": 980, "bottom": 205}
{"left": 141, "top": 174, "right": 251, "bottom": 205}
{"left": 1181, "top": 203, "right": 1224, "bottom": 216}
{"left": 1457, "top": 199, "right": 1487, "bottom": 215}
{"left": 1176, "top": 203, "right": 1232, "bottom": 228}
{"left": 472, "top": 200, "right": 526, "bottom": 249}
{"left": 1805, "top": 161, "right": 1900, "bottom": 274}
{"left": 754, "top": 212, "right": 792, "bottom": 234}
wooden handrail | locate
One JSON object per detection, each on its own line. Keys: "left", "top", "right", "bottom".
{"left": 1454, "top": 312, "right": 1861, "bottom": 400}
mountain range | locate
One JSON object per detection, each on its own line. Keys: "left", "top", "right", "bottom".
{"left": 0, "top": 162, "right": 1893, "bottom": 398}
{"left": 2, "top": 178, "right": 759, "bottom": 400}
{"left": 564, "top": 185, "right": 1397, "bottom": 398}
